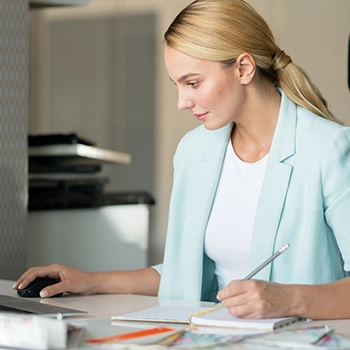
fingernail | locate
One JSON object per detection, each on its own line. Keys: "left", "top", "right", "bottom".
{"left": 40, "top": 290, "right": 48, "bottom": 298}
{"left": 18, "top": 283, "right": 22, "bottom": 290}
{"left": 216, "top": 294, "right": 221, "bottom": 301}
{"left": 12, "top": 283, "right": 16, "bottom": 289}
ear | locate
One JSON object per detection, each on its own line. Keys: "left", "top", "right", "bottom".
{"left": 235, "top": 52, "right": 256, "bottom": 85}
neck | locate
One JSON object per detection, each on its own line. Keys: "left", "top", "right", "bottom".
{"left": 231, "top": 85, "right": 281, "bottom": 163}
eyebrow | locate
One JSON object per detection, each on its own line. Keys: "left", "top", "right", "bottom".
{"left": 170, "top": 73, "right": 200, "bottom": 84}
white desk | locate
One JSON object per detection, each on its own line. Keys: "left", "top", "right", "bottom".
{"left": 1, "top": 279, "right": 350, "bottom": 349}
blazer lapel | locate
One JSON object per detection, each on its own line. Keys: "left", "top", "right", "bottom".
{"left": 250, "top": 91, "right": 297, "bottom": 280}
{"left": 181, "top": 125, "right": 232, "bottom": 299}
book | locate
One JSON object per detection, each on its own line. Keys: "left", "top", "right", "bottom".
{"left": 112, "top": 304, "right": 300, "bottom": 331}
{"left": 0, "top": 312, "right": 84, "bottom": 349}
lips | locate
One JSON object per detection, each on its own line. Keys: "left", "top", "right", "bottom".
{"left": 194, "top": 112, "right": 208, "bottom": 121}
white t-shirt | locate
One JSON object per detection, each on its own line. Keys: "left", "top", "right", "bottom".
{"left": 204, "top": 141, "right": 268, "bottom": 290}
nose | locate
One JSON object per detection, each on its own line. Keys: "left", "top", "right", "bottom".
{"left": 177, "top": 90, "right": 194, "bottom": 110}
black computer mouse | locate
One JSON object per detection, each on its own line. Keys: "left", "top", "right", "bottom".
{"left": 17, "top": 277, "right": 63, "bottom": 298}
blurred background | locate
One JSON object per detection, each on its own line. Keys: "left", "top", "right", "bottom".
{"left": 0, "top": 0, "right": 349, "bottom": 278}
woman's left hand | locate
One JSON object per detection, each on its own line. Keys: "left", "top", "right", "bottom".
{"left": 216, "top": 279, "right": 298, "bottom": 318}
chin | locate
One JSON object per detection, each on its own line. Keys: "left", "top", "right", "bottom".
{"left": 203, "top": 121, "right": 230, "bottom": 131}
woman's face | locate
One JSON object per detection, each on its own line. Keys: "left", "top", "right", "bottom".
{"left": 164, "top": 45, "right": 247, "bottom": 130}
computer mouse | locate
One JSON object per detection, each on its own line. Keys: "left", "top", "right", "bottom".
{"left": 17, "top": 277, "right": 63, "bottom": 298}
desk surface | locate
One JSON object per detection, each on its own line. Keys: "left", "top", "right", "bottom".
{"left": 1, "top": 279, "right": 350, "bottom": 349}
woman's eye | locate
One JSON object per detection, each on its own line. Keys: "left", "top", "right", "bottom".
{"left": 187, "top": 82, "right": 198, "bottom": 87}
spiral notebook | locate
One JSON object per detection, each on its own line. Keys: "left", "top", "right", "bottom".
{"left": 112, "top": 304, "right": 299, "bottom": 331}
{"left": 188, "top": 304, "right": 299, "bottom": 330}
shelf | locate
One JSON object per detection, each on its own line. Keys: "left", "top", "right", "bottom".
{"left": 30, "top": 0, "right": 90, "bottom": 8}
{"left": 29, "top": 144, "right": 132, "bottom": 166}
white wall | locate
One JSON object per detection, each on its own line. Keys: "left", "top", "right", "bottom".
{"left": 30, "top": 0, "right": 349, "bottom": 266}
{"left": 277, "top": 0, "right": 350, "bottom": 124}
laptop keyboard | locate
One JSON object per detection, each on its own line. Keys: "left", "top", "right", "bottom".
{"left": 0, "top": 304, "right": 35, "bottom": 314}
{"left": 0, "top": 294, "right": 86, "bottom": 317}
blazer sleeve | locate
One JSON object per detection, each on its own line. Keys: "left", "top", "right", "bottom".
{"left": 323, "top": 126, "right": 350, "bottom": 271}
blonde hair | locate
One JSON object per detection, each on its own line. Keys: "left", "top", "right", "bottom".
{"left": 165, "top": 0, "right": 338, "bottom": 122}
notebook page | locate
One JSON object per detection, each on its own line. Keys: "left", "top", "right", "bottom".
{"left": 112, "top": 306, "right": 207, "bottom": 324}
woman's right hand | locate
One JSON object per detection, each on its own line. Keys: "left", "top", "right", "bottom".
{"left": 13, "top": 264, "right": 96, "bottom": 298}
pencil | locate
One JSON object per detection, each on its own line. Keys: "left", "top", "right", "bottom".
{"left": 214, "top": 243, "right": 290, "bottom": 305}
{"left": 241, "top": 243, "right": 290, "bottom": 281}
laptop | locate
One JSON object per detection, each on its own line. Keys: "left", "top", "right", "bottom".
{"left": 0, "top": 294, "right": 87, "bottom": 317}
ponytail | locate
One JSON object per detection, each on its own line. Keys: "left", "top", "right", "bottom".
{"left": 272, "top": 48, "right": 339, "bottom": 122}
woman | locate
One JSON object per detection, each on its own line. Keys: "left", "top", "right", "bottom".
{"left": 14, "top": 0, "right": 350, "bottom": 320}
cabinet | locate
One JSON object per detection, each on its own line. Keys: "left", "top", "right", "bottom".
{"left": 27, "top": 203, "right": 151, "bottom": 271}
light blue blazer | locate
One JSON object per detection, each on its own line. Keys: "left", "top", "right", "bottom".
{"left": 153, "top": 90, "right": 350, "bottom": 301}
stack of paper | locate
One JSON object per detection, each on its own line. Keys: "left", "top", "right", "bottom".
{"left": 0, "top": 313, "right": 84, "bottom": 349}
